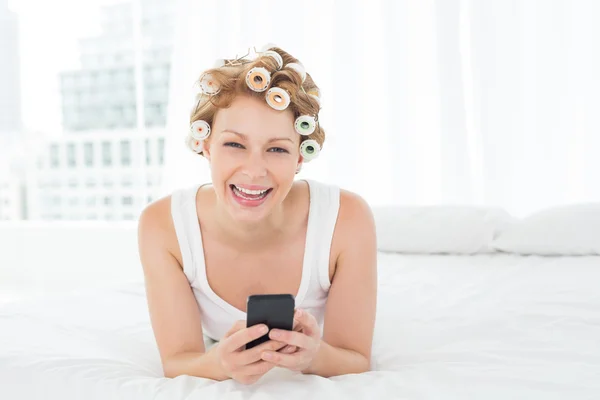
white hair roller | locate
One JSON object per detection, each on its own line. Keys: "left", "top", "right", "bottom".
{"left": 213, "top": 59, "right": 226, "bottom": 68}
{"left": 246, "top": 67, "right": 271, "bottom": 92}
{"left": 307, "top": 87, "right": 321, "bottom": 99}
{"left": 286, "top": 62, "right": 306, "bottom": 83}
{"left": 295, "top": 115, "right": 316, "bottom": 136}
{"left": 190, "top": 137, "right": 204, "bottom": 153}
{"left": 262, "top": 50, "right": 283, "bottom": 70}
{"left": 308, "top": 93, "right": 321, "bottom": 108}
{"left": 190, "top": 120, "right": 211, "bottom": 140}
{"left": 266, "top": 87, "right": 291, "bottom": 111}
{"left": 300, "top": 139, "right": 320, "bottom": 162}
{"left": 199, "top": 72, "right": 221, "bottom": 95}
{"left": 260, "top": 42, "right": 279, "bottom": 52}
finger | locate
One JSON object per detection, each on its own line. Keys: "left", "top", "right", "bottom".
{"left": 239, "top": 360, "right": 276, "bottom": 377}
{"left": 268, "top": 328, "right": 312, "bottom": 350}
{"left": 224, "top": 320, "right": 246, "bottom": 339}
{"left": 261, "top": 350, "right": 302, "bottom": 369}
{"left": 235, "top": 339, "right": 287, "bottom": 365}
{"left": 279, "top": 345, "right": 297, "bottom": 354}
{"left": 293, "top": 309, "right": 320, "bottom": 338}
{"left": 224, "top": 323, "right": 269, "bottom": 352}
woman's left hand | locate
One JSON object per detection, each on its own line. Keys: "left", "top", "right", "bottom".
{"left": 260, "top": 308, "right": 321, "bottom": 372}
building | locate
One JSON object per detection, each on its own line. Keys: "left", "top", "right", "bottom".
{"left": 0, "top": 138, "right": 27, "bottom": 221}
{"left": 0, "top": 166, "right": 25, "bottom": 221}
{"left": 59, "top": 0, "right": 175, "bottom": 131}
{"left": 0, "top": 0, "right": 22, "bottom": 138}
{"left": 26, "top": 129, "right": 166, "bottom": 221}
{"left": 24, "top": 0, "right": 176, "bottom": 221}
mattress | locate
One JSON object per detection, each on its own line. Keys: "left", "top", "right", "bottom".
{"left": 1, "top": 252, "right": 599, "bottom": 399}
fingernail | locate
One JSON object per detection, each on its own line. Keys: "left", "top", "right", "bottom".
{"left": 270, "top": 330, "right": 281, "bottom": 339}
{"left": 296, "top": 309, "right": 302, "bottom": 317}
{"left": 262, "top": 352, "right": 273, "bottom": 360}
{"left": 260, "top": 325, "right": 268, "bottom": 334}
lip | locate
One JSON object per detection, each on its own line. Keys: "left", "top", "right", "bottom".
{"left": 229, "top": 185, "right": 273, "bottom": 208}
{"left": 232, "top": 184, "right": 272, "bottom": 190}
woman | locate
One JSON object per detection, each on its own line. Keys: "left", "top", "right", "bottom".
{"left": 138, "top": 45, "right": 377, "bottom": 385}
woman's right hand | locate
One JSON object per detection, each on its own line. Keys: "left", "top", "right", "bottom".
{"left": 214, "top": 320, "right": 292, "bottom": 385}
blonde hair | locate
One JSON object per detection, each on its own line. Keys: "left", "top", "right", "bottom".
{"left": 188, "top": 46, "right": 325, "bottom": 157}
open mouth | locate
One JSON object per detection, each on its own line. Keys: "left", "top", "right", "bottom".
{"left": 229, "top": 184, "right": 273, "bottom": 202}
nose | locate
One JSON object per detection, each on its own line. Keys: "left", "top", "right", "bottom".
{"left": 241, "top": 149, "right": 268, "bottom": 179}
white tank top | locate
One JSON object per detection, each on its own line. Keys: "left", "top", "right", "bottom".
{"left": 170, "top": 179, "right": 341, "bottom": 341}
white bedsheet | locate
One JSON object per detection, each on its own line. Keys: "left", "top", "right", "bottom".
{"left": 1, "top": 253, "right": 599, "bottom": 399}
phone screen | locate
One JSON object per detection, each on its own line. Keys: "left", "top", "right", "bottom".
{"left": 246, "top": 294, "right": 295, "bottom": 349}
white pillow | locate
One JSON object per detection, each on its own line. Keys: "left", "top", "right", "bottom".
{"left": 372, "top": 206, "right": 513, "bottom": 254}
{"left": 490, "top": 203, "right": 600, "bottom": 256}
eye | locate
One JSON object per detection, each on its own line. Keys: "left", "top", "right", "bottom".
{"left": 224, "top": 142, "right": 244, "bottom": 149}
{"left": 268, "top": 147, "right": 289, "bottom": 154}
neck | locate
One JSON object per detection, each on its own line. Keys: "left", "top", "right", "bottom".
{"left": 213, "top": 197, "right": 289, "bottom": 249}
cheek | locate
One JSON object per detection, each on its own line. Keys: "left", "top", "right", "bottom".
{"left": 208, "top": 149, "right": 237, "bottom": 178}
{"left": 269, "top": 155, "right": 297, "bottom": 173}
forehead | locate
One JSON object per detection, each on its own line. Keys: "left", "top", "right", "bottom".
{"left": 213, "top": 95, "right": 296, "bottom": 139}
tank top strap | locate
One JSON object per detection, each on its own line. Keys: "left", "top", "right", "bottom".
{"left": 170, "top": 184, "right": 204, "bottom": 285}
{"left": 304, "top": 179, "right": 341, "bottom": 291}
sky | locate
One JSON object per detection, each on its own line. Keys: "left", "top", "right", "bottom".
{"left": 7, "top": 0, "right": 121, "bottom": 134}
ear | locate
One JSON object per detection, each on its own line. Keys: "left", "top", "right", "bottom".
{"left": 295, "top": 154, "right": 304, "bottom": 174}
{"left": 202, "top": 139, "right": 212, "bottom": 161}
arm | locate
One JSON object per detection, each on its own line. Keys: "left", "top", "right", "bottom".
{"left": 261, "top": 191, "right": 378, "bottom": 377}
{"left": 138, "top": 198, "right": 285, "bottom": 383}
{"left": 305, "top": 190, "right": 378, "bottom": 376}
{"left": 138, "top": 198, "right": 226, "bottom": 380}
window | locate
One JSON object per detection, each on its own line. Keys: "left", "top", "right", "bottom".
{"left": 67, "top": 143, "right": 76, "bottom": 167}
{"left": 120, "top": 140, "right": 131, "bottom": 166}
{"left": 102, "top": 142, "right": 112, "bottom": 167}
{"left": 145, "top": 139, "right": 151, "bottom": 165}
{"left": 84, "top": 142, "right": 94, "bottom": 167}
{"left": 157, "top": 138, "right": 164, "bottom": 165}
{"left": 50, "top": 144, "right": 59, "bottom": 168}
{"left": 9, "top": 2, "right": 174, "bottom": 222}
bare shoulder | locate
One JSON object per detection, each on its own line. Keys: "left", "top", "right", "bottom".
{"left": 338, "top": 189, "right": 375, "bottom": 227}
{"left": 335, "top": 189, "right": 376, "bottom": 245}
{"left": 138, "top": 195, "right": 182, "bottom": 269}
{"left": 330, "top": 189, "right": 377, "bottom": 274}
{"left": 138, "top": 196, "right": 172, "bottom": 238}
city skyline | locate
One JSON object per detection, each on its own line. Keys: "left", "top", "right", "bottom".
{"left": 6, "top": 0, "right": 132, "bottom": 134}
{"left": 1, "top": 0, "right": 174, "bottom": 221}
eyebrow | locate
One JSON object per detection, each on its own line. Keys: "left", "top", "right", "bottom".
{"left": 222, "top": 129, "right": 294, "bottom": 143}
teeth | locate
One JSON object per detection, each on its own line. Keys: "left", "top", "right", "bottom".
{"left": 234, "top": 185, "right": 269, "bottom": 195}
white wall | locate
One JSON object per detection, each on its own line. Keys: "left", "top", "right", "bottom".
{"left": 0, "top": 222, "right": 144, "bottom": 304}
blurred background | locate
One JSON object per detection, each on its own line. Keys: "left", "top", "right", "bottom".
{"left": 1, "top": 0, "right": 599, "bottom": 301}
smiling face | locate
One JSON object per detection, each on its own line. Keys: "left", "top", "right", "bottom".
{"left": 202, "top": 94, "right": 303, "bottom": 223}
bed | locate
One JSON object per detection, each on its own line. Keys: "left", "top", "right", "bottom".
{"left": 1, "top": 204, "right": 599, "bottom": 399}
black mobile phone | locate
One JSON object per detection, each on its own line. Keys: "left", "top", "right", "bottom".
{"left": 245, "top": 294, "right": 295, "bottom": 349}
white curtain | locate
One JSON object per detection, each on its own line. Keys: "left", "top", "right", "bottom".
{"left": 161, "top": 0, "right": 600, "bottom": 218}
